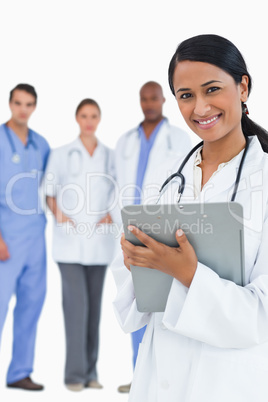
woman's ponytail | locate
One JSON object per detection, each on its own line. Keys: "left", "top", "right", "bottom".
{"left": 242, "top": 113, "right": 268, "bottom": 153}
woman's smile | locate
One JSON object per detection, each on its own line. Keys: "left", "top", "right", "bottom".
{"left": 193, "top": 113, "right": 222, "bottom": 129}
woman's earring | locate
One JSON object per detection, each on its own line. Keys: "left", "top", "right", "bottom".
{"left": 242, "top": 103, "right": 249, "bottom": 115}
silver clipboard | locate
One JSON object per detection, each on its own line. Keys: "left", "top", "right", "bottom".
{"left": 121, "top": 202, "right": 245, "bottom": 312}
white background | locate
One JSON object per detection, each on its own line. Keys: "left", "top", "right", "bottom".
{"left": 0, "top": 0, "right": 267, "bottom": 401}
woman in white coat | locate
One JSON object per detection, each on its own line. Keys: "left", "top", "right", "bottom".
{"left": 112, "top": 34, "right": 268, "bottom": 401}
{"left": 45, "top": 99, "right": 115, "bottom": 391}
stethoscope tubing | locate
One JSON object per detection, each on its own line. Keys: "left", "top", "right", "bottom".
{"left": 159, "top": 141, "right": 203, "bottom": 194}
{"left": 158, "top": 136, "right": 250, "bottom": 203}
{"left": 3, "top": 123, "right": 41, "bottom": 169}
{"left": 67, "top": 145, "right": 110, "bottom": 177}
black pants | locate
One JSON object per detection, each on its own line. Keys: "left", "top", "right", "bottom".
{"left": 58, "top": 263, "right": 107, "bottom": 385}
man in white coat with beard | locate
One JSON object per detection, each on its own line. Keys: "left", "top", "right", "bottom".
{"left": 113, "top": 81, "right": 191, "bottom": 393}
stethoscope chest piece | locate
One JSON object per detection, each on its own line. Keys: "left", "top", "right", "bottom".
{"left": 11, "top": 153, "right": 21, "bottom": 164}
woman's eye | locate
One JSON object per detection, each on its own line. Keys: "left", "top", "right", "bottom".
{"left": 207, "top": 87, "right": 220, "bottom": 94}
{"left": 180, "top": 93, "right": 192, "bottom": 100}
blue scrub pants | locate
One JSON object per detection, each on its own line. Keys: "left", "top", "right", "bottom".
{"left": 131, "top": 325, "right": 146, "bottom": 368}
{"left": 0, "top": 234, "right": 46, "bottom": 384}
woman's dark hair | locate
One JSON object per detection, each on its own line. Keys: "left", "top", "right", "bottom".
{"left": 75, "top": 98, "right": 101, "bottom": 116}
{"left": 168, "top": 34, "right": 268, "bottom": 152}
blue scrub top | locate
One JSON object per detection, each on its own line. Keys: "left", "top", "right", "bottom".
{"left": 0, "top": 123, "right": 50, "bottom": 238}
{"left": 133, "top": 119, "right": 165, "bottom": 205}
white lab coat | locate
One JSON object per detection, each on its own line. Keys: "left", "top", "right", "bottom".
{"left": 113, "top": 119, "right": 192, "bottom": 221}
{"left": 44, "top": 137, "right": 117, "bottom": 265}
{"left": 111, "top": 136, "right": 268, "bottom": 402}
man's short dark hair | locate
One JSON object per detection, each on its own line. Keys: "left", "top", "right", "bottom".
{"left": 9, "top": 83, "right": 37, "bottom": 103}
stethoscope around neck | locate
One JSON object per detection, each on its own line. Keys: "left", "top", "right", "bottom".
{"left": 4, "top": 123, "right": 41, "bottom": 169}
{"left": 157, "top": 135, "right": 250, "bottom": 204}
{"left": 122, "top": 119, "right": 172, "bottom": 159}
{"left": 67, "top": 143, "right": 110, "bottom": 177}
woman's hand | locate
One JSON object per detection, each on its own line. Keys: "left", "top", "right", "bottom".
{"left": 46, "top": 196, "right": 75, "bottom": 226}
{"left": 121, "top": 226, "right": 198, "bottom": 288}
{"left": 56, "top": 211, "right": 75, "bottom": 226}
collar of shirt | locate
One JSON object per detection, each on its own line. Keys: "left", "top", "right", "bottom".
{"left": 193, "top": 147, "right": 236, "bottom": 199}
{"left": 77, "top": 136, "right": 99, "bottom": 156}
{"left": 5, "top": 124, "right": 35, "bottom": 149}
{"left": 138, "top": 118, "right": 166, "bottom": 148}
{"left": 133, "top": 119, "right": 165, "bottom": 204}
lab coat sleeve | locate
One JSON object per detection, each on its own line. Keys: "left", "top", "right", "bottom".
{"left": 163, "top": 209, "right": 268, "bottom": 349}
{"left": 107, "top": 148, "right": 116, "bottom": 180}
{"left": 108, "top": 139, "right": 124, "bottom": 225}
{"left": 111, "top": 250, "right": 152, "bottom": 333}
{"left": 106, "top": 148, "right": 118, "bottom": 215}
{"left": 106, "top": 152, "right": 123, "bottom": 229}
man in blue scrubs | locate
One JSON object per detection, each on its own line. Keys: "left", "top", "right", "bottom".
{"left": 0, "top": 84, "right": 50, "bottom": 391}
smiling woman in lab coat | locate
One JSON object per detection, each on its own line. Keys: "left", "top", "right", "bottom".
{"left": 112, "top": 35, "right": 268, "bottom": 401}
{"left": 45, "top": 99, "right": 115, "bottom": 391}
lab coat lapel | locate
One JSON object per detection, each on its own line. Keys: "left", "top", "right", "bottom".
{"left": 143, "top": 121, "right": 172, "bottom": 189}
{"left": 147, "top": 120, "right": 170, "bottom": 166}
